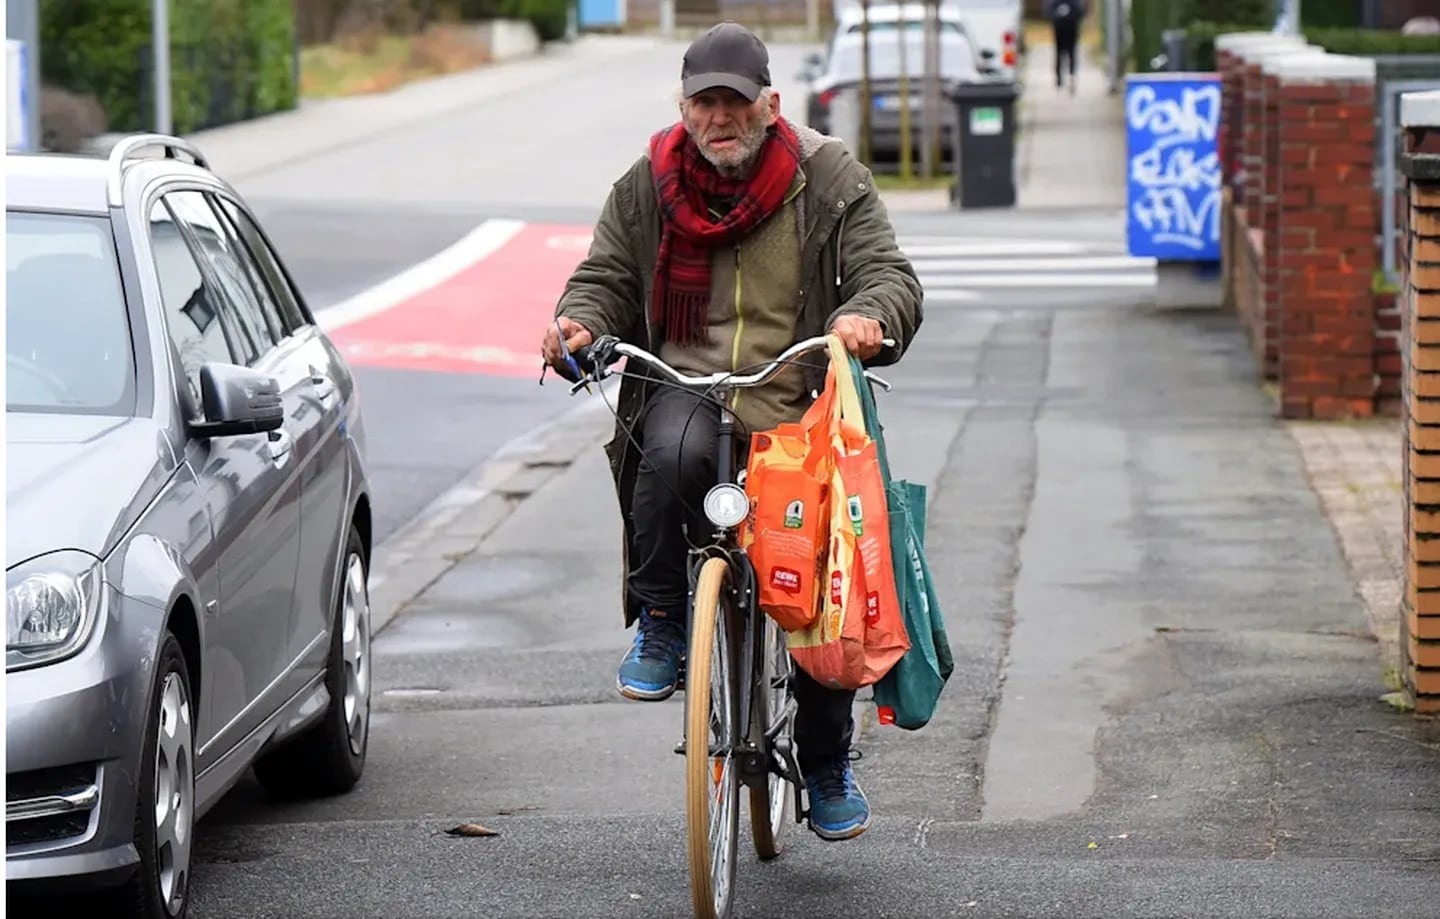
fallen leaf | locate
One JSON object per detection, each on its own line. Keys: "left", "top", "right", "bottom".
{"left": 446, "top": 823, "right": 500, "bottom": 838}
{"left": 1087, "top": 841, "right": 1098, "bottom": 850}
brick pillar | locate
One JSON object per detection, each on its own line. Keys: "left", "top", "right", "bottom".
{"left": 1401, "top": 90, "right": 1440, "bottom": 712}
{"left": 1256, "top": 46, "right": 1327, "bottom": 379}
{"left": 1275, "top": 54, "right": 1378, "bottom": 420}
{"left": 1233, "top": 36, "right": 1310, "bottom": 221}
{"left": 1215, "top": 33, "right": 1294, "bottom": 191}
{"left": 1216, "top": 33, "right": 1301, "bottom": 315}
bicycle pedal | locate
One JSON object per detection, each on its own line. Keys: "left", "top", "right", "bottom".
{"left": 673, "top": 739, "right": 687, "bottom": 756}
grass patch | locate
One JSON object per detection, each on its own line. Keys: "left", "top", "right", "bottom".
{"left": 300, "top": 23, "right": 490, "bottom": 98}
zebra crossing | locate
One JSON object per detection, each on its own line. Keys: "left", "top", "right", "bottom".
{"left": 898, "top": 235, "right": 1158, "bottom": 304}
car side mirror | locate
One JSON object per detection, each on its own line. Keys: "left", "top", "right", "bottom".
{"left": 191, "top": 362, "right": 285, "bottom": 438}
{"left": 805, "top": 52, "right": 825, "bottom": 68}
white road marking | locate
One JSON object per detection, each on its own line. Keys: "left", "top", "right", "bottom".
{"left": 314, "top": 218, "right": 526, "bottom": 332}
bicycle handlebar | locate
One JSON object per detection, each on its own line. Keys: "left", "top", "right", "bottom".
{"left": 570, "top": 334, "right": 896, "bottom": 396}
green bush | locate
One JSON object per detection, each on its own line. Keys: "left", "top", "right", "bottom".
{"left": 1183, "top": 21, "right": 1440, "bottom": 72}
{"left": 38, "top": 0, "right": 296, "bottom": 136}
{"left": 507, "top": 0, "right": 568, "bottom": 41}
{"left": 1184, "top": 20, "right": 1269, "bottom": 71}
{"left": 1129, "top": 0, "right": 1273, "bottom": 72}
{"left": 1305, "top": 27, "right": 1440, "bottom": 56}
{"left": 1295, "top": 0, "right": 1360, "bottom": 29}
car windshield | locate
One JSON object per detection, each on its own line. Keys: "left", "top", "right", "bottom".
{"left": 829, "top": 33, "right": 976, "bottom": 81}
{"left": 843, "top": 20, "right": 964, "bottom": 33}
{"left": 6, "top": 211, "right": 137, "bottom": 415}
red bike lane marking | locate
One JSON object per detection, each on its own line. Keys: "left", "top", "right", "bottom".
{"left": 328, "top": 222, "right": 593, "bottom": 377}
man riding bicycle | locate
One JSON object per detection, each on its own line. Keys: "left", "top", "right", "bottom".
{"left": 541, "top": 20, "right": 922, "bottom": 842}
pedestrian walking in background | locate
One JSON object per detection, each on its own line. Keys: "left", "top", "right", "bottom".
{"left": 1048, "top": 0, "right": 1085, "bottom": 95}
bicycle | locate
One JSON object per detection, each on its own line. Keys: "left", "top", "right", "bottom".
{"left": 562, "top": 333, "right": 893, "bottom": 919}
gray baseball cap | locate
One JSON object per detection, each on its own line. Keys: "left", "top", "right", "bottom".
{"left": 681, "top": 21, "right": 772, "bottom": 102}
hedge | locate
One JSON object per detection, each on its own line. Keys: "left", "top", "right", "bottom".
{"left": 454, "top": 0, "right": 568, "bottom": 41}
{"left": 1128, "top": 0, "right": 1272, "bottom": 72}
{"left": 1184, "top": 21, "right": 1440, "bottom": 71}
{"left": 38, "top": 0, "right": 297, "bottom": 136}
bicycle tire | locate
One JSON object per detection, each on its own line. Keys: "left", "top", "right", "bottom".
{"left": 687, "top": 556, "right": 740, "bottom": 919}
{"left": 749, "top": 613, "right": 793, "bottom": 860}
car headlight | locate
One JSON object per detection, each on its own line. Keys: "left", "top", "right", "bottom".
{"left": 7, "top": 551, "right": 106, "bottom": 671}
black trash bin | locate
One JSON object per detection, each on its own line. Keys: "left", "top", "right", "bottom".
{"left": 948, "top": 81, "right": 1020, "bottom": 210}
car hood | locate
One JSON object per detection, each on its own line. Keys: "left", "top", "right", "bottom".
{"left": 6, "top": 413, "right": 177, "bottom": 567}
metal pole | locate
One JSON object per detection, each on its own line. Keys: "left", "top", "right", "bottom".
{"left": 920, "top": 0, "right": 939, "bottom": 179}
{"left": 153, "top": 0, "right": 172, "bottom": 134}
{"left": 1281, "top": 0, "right": 1300, "bottom": 35}
{"left": 1107, "top": 0, "right": 1123, "bottom": 94}
{"left": 859, "top": 0, "right": 872, "bottom": 165}
{"left": 6, "top": 0, "right": 42, "bottom": 152}
{"left": 897, "top": 5, "right": 912, "bottom": 179}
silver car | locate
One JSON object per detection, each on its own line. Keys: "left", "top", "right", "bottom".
{"left": 6, "top": 134, "right": 375, "bottom": 918}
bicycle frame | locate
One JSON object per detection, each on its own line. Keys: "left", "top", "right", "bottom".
{"left": 680, "top": 379, "right": 808, "bottom": 824}
{"left": 568, "top": 332, "right": 895, "bottom": 827}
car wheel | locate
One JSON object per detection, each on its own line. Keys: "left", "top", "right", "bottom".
{"left": 254, "top": 522, "right": 370, "bottom": 798}
{"left": 124, "top": 632, "right": 195, "bottom": 919}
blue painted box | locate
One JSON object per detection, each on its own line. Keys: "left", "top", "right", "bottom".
{"left": 1125, "top": 73, "right": 1223, "bottom": 261}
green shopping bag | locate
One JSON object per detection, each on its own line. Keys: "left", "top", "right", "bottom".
{"left": 848, "top": 354, "right": 954, "bottom": 730}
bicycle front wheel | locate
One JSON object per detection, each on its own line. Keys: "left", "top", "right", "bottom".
{"left": 749, "top": 612, "right": 794, "bottom": 860}
{"left": 686, "top": 556, "right": 740, "bottom": 919}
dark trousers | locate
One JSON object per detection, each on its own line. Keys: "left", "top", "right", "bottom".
{"left": 629, "top": 386, "right": 855, "bottom": 770}
{"left": 1053, "top": 19, "right": 1078, "bottom": 85}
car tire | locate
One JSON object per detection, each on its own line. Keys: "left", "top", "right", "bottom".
{"left": 254, "top": 522, "right": 370, "bottom": 799}
{"left": 124, "top": 632, "right": 195, "bottom": 919}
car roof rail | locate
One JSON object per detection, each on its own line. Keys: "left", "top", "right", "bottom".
{"left": 105, "top": 133, "right": 210, "bottom": 206}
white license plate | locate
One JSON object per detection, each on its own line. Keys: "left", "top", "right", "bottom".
{"left": 874, "top": 94, "right": 924, "bottom": 112}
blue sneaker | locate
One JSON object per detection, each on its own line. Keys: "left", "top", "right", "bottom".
{"left": 804, "top": 755, "right": 871, "bottom": 841}
{"left": 616, "top": 610, "right": 686, "bottom": 701}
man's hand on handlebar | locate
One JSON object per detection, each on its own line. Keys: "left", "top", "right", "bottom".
{"left": 542, "top": 317, "right": 594, "bottom": 373}
{"left": 829, "top": 315, "right": 886, "bottom": 361}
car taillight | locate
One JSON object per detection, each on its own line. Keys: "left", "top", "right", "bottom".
{"left": 819, "top": 88, "right": 837, "bottom": 109}
{"left": 1003, "top": 30, "right": 1017, "bottom": 66}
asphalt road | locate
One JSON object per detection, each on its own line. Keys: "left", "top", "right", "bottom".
{"left": 227, "top": 38, "right": 819, "bottom": 542}
{"left": 23, "top": 34, "right": 1440, "bottom": 919}
{"left": 176, "top": 197, "right": 1440, "bottom": 918}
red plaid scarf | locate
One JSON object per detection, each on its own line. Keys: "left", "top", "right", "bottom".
{"left": 648, "top": 118, "right": 801, "bottom": 346}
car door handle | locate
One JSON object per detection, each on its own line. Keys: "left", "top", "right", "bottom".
{"left": 268, "top": 428, "right": 293, "bottom": 464}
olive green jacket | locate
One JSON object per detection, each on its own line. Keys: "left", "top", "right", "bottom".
{"left": 555, "top": 120, "right": 924, "bottom": 626}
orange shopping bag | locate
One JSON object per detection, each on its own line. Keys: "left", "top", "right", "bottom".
{"left": 786, "top": 335, "right": 909, "bottom": 690}
{"left": 740, "top": 383, "right": 838, "bottom": 632}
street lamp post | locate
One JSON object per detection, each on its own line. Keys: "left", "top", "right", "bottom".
{"left": 1280, "top": 0, "right": 1301, "bottom": 35}
{"left": 153, "top": 0, "right": 171, "bottom": 134}
{"left": 6, "top": 0, "right": 43, "bottom": 151}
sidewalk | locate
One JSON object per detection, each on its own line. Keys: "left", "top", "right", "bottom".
{"left": 1013, "top": 26, "right": 1408, "bottom": 697}
{"left": 185, "top": 34, "right": 660, "bottom": 180}
{"left": 1015, "top": 30, "right": 1127, "bottom": 211}
{"left": 1287, "top": 420, "right": 1406, "bottom": 690}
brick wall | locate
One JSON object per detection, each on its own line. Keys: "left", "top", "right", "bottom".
{"left": 1274, "top": 55, "right": 1378, "bottom": 420}
{"left": 1213, "top": 35, "right": 1313, "bottom": 376}
{"left": 1401, "top": 90, "right": 1440, "bottom": 713}
{"left": 1217, "top": 35, "right": 1393, "bottom": 420}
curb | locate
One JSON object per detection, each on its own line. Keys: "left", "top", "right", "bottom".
{"left": 366, "top": 384, "right": 618, "bottom": 636}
